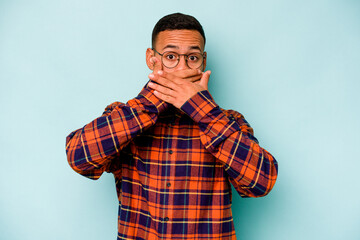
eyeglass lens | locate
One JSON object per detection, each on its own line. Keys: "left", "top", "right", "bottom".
{"left": 161, "top": 52, "right": 203, "bottom": 69}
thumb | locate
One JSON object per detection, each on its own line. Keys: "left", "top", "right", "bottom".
{"left": 151, "top": 57, "right": 162, "bottom": 73}
{"left": 199, "top": 70, "right": 211, "bottom": 90}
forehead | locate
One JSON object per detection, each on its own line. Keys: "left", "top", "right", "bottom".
{"left": 154, "top": 30, "right": 205, "bottom": 51}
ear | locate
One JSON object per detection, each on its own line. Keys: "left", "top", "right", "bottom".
{"left": 146, "top": 48, "right": 155, "bottom": 70}
{"left": 202, "top": 51, "right": 207, "bottom": 71}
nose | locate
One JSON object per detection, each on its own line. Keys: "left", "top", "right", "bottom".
{"left": 176, "top": 55, "right": 190, "bottom": 70}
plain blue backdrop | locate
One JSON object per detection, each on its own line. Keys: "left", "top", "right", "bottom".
{"left": 1, "top": 0, "right": 359, "bottom": 239}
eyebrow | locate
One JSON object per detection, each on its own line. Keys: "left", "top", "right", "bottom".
{"left": 162, "top": 45, "right": 202, "bottom": 51}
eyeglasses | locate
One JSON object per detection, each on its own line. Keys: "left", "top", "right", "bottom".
{"left": 152, "top": 48, "right": 205, "bottom": 69}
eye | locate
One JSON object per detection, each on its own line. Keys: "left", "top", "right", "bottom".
{"left": 165, "top": 53, "right": 178, "bottom": 61}
{"left": 188, "top": 54, "right": 200, "bottom": 61}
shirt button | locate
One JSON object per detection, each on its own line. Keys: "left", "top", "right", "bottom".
{"left": 169, "top": 150, "right": 173, "bottom": 154}
{"left": 167, "top": 182, "right": 171, "bottom": 187}
{"left": 164, "top": 217, "right": 169, "bottom": 221}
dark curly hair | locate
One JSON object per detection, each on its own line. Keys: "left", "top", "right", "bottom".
{"left": 152, "top": 13, "right": 206, "bottom": 47}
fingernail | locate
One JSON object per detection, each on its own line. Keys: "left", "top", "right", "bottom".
{"left": 149, "top": 73, "right": 154, "bottom": 78}
{"left": 157, "top": 70, "right": 163, "bottom": 75}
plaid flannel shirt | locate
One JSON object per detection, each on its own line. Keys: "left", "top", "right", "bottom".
{"left": 66, "top": 82, "right": 278, "bottom": 240}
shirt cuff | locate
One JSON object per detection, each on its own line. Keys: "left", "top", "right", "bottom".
{"left": 180, "top": 90, "right": 219, "bottom": 122}
{"left": 181, "top": 90, "right": 242, "bottom": 150}
{"left": 138, "top": 81, "right": 169, "bottom": 113}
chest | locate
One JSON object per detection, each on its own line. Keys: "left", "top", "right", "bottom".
{"left": 125, "top": 113, "right": 223, "bottom": 179}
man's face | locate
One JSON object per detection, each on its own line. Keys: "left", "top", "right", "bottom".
{"left": 146, "top": 30, "right": 206, "bottom": 73}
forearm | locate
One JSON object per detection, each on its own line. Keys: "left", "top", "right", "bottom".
{"left": 180, "top": 90, "right": 278, "bottom": 197}
{"left": 66, "top": 84, "right": 168, "bottom": 178}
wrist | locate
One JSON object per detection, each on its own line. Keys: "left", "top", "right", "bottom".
{"left": 139, "top": 81, "right": 169, "bottom": 113}
{"left": 180, "top": 90, "right": 218, "bottom": 122}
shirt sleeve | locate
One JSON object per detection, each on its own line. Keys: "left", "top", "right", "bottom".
{"left": 65, "top": 82, "right": 169, "bottom": 180}
{"left": 180, "top": 90, "right": 278, "bottom": 198}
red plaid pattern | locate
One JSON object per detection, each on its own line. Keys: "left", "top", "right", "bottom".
{"left": 66, "top": 82, "right": 278, "bottom": 239}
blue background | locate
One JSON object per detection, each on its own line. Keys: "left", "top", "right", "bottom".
{"left": 1, "top": 0, "right": 359, "bottom": 239}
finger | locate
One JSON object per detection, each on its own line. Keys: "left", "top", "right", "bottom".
{"left": 153, "top": 90, "right": 175, "bottom": 104}
{"left": 173, "top": 69, "right": 202, "bottom": 79}
{"left": 158, "top": 69, "right": 201, "bottom": 81}
{"left": 151, "top": 57, "right": 162, "bottom": 73}
{"left": 148, "top": 72, "right": 159, "bottom": 81}
{"left": 183, "top": 74, "right": 202, "bottom": 82}
{"left": 158, "top": 70, "right": 201, "bottom": 84}
{"left": 150, "top": 75, "right": 178, "bottom": 91}
{"left": 199, "top": 70, "right": 211, "bottom": 90}
{"left": 148, "top": 81, "right": 175, "bottom": 97}
{"left": 148, "top": 59, "right": 163, "bottom": 81}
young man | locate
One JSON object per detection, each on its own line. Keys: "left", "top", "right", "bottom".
{"left": 66, "top": 13, "right": 278, "bottom": 240}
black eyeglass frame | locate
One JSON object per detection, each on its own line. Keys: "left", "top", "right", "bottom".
{"left": 152, "top": 48, "right": 206, "bottom": 69}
